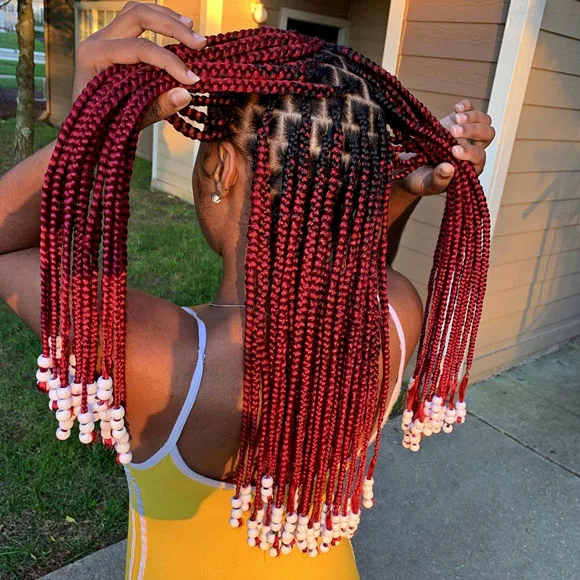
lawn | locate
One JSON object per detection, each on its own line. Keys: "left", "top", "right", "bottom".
{"left": 0, "top": 31, "right": 45, "bottom": 53}
{"left": 0, "top": 77, "right": 44, "bottom": 90}
{"left": 0, "top": 59, "right": 46, "bottom": 78}
{"left": 0, "top": 118, "right": 222, "bottom": 579}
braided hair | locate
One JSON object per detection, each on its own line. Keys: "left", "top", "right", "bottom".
{"left": 34, "top": 27, "right": 490, "bottom": 557}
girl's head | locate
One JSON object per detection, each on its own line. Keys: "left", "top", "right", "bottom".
{"left": 36, "top": 27, "right": 490, "bottom": 556}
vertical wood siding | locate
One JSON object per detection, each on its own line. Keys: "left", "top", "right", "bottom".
{"left": 471, "top": 0, "right": 580, "bottom": 379}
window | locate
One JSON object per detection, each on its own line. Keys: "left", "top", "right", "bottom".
{"left": 279, "top": 8, "right": 350, "bottom": 45}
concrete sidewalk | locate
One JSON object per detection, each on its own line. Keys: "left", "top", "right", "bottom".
{"left": 42, "top": 338, "right": 580, "bottom": 580}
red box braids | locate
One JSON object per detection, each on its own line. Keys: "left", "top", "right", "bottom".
{"left": 35, "top": 27, "right": 490, "bottom": 557}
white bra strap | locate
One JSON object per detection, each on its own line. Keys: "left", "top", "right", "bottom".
{"left": 130, "top": 307, "right": 207, "bottom": 470}
{"left": 388, "top": 303, "right": 406, "bottom": 388}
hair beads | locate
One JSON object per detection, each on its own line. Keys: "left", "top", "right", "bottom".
{"left": 36, "top": 27, "right": 490, "bottom": 556}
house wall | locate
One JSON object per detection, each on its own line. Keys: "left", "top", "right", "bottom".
{"left": 151, "top": 0, "right": 203, "bottom": 201}
{"left": 348, "top": 0, "right": 390, "bottom": 65}
{"left": 44, "top": 0, "right": 75, "bottom": 125}
{"left": 391, "top": 0, "right": 509, "bottom": 376}
{"left": 470, "top": 0, "right": 580, "bottom": 379}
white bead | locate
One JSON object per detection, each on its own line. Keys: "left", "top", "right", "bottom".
{"left": 432, "top": 424, "right": 442, "bottom": 434}
{"left": 261, "top": 475, "right": 273, "bottom": 489}
{"left": 272, "top": 505, "right": 284, "bottom": 517}
{"left": 271, "top": 514, "right": 282, "bottom": 525}
{"left": 402, "top": 409, "right": 413, "bottom": 423}
{"left": 115, "top": 442, "right": 131, "bottom": 454}
{"left": 229, "top": 516, "right": 240, "bottom": 528}
{"left": 267, "top": 531, "right": 276, "bottom": 545}
{"left": 247, "top": 537, "right": 257, "bottom": 548}
{"left": 298, "top": 514, "right": 309, "bottom": 526}
{"left": 363, "top": 499, "right": 373, "bottom": 509}
{"left": 97, "top": 376, "right": 113, "bottom": 389}
{"left": 271, "top": 522, "right": 282, "bottom": 532}
{"left": 55, "top": 409, "right": 71, "bottom": 422}
{"left": 72, "top": 396, "right": 82, "bottom": 409}
{"left": 117, "top": 452, "right": 132, "bottom": 464}
{"left": 86, "top": 382, "right": 97, "bottom": 395}
{"left": 247, "top": 518, "right": 258, "bottom": 529}
{"left": 410, "top": 442, "right": 420, "bottom": 452}
{"left": 320, "top": 543, "right": 330, "bottom": 553}
{"left": 423, "top": 427, "right": 433, "bottom": 437}
{"left": 231, "top": 508, "right": 243, "bottom": 519}
{"left": 363, "top": 476, "right": 374, "bottom": 487}
{"left": 79, "top": 422, "right": 95, "bottom": 434}
{"left": 36, "top": 369, "right": 51, "bottom": 382}
{"left": 94, "top": 401, "right": 108, "bottom": 414}
{"left": 231, "top": 496, "right": 243, "bottom": 509}
{"left": 259, "top": 541, "right": 269, "bottom": 551}
{"left": 69, "top": 353, "right": 76, "bottom": 367}
{"left": 110, "top": 418, "right": 125, "bottom": 430}
{"left": 59, "top": 419, "right": 74, "bottom": 430}
{"left": 247, "top": 528, "right": 259, "bottom": 539}
{"left": 37, "top": 354, "right": 53, "bottom": 369}
{"left": 97, "top": 389, "right": 113, "bottom": 401}
{"left": 456, "top": 400, "right": 466, "bottom": 411}
{"left": 402, "top": 438, "right": 412, "bottom": 448}
{"left": 297, "top": 540, "right": 308, "bottom": 551}
{"left": 111, "top": 406, "right": 125, "bottom": 420}
{"left": 87, "top": 395, "right": 96, "bottom": 407}
{"left": 280, "top": 544, "right": 292, "bottom": 555}
{"left": 269, "top": 548, "right": 278, "bottom": 558}
{"left": 78, "top": 411, "right": 92, "bottom": 425}
{"left": 433, "top": 396, "right": 443, "bottom": 405}
{"left": 56, "top": 386, "right": 71, "bottom": 399}
{"left": 71, "top": 382, "right": 83, "bottom": 395}
{"left": 112, "top": 427, "right": 128, "bottom": 440}
{"left": 295, "top": 531, "right": 306, "bottom": 541}
{"left": 286, "top": 512, "right": 298, "bottom": 524}
{"left": 57, "top": 398, "right": 72, "bottom": 410}
{"left": 79, "top": 432, "right": 93, "bottom": 444}
{"left": 309, "top": 548, "right": 318, "bottom": 558}
{"left": 442, "top": 422, "right": 453, "bottom": 434}
{"left": 56, "top": 427, "right": 70, "bottom": 441}
{"left": 241, "top": 485, "right": 252, "bottom": 496}
{"left": 281, "top": 530, "right": 293, "bottom": 543}
{"left": 48, "top": 400, "right": 55, "bottom": 411}
{"left": 363, "top": 490, "right": 373, "bottom": 500}
{"left": 48, "top": 377, "right": 61, "bottom": 390}
{"left": 410, "top": 433, "right": 421, "bottom": 443}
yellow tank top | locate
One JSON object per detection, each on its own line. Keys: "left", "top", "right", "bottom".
{"left": 124, "top": 306, "right": 406, "bottom": 579}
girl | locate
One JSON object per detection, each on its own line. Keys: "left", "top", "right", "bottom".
{"left": 0, "top": 3, "right": 494, "bottom": 579}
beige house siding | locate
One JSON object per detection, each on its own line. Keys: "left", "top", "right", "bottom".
{"left": 393, "top": 0, "right": 508, "bottom": 308}
{"left": 348, "top": 0, "right": 390, "bottom": 65}
{"left": 44, "top": 0, "right": 75, "bottom": 125}
{"left": 151, "top": 0, "right": 203, "bottom": 201}
{"left": 471, "top": 0, "right": 580, "bottom": 379}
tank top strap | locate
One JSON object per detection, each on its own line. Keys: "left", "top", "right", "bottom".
{"left": 387, "top": 302, "right": 406, "bottom": 388}
{"left": 129, "top": 307, "right": 207, "bottom": 470}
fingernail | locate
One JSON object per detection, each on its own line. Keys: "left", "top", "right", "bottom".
{"left": 187, "top": 70, "right": 200, "bottom": 83}
{"left": 452, "top": 145, "right": 464, "bottom": 156}
{"left": 455, "top": 103, "right": 465, "bottom": 112}
{"left": 440, "top": 166, "right": 454, "bottom": 177}
{"left": 180, "top": 15, "right": 193, "bottom": 25}
{"left": 192, "top": 31, "right": 206, "bottom": 42}
{"left": 171, "top": 88, "right": 192, "bottom": 108}
{"left": 455, "top": 113, "right": 467, "bottom": 124}
{"left": 451, "top": 124, "right": 464, "bottom": 137}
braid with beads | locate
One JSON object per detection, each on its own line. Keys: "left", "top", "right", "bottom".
{"left": 35, "top": 27, "right": 490, "bottom": 557}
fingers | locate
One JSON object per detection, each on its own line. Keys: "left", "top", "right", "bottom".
{"left": 452, "top": 144, "right": 486, "bottom": 174}
{"left": 424, "top": 163, "right": 455, "bottom": 194}
{"left": 449, "top": 120, "right": 495, "bottom": 148}
{"left": 453, "top": 99, "right": 473, "bottom": 113}
{"left": 85, "top": 37, "right": 200, "bottom": 85}
{"left": 141, "top": 87, "right": 192, "bottom": 129}
{"left": 97, "top": 3, "right": 206, "bottom": 50}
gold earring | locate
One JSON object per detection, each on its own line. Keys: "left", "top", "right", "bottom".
{"left": 211, "top": 192, "right": 221, "bottom": 204}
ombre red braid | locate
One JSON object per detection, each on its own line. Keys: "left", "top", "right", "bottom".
{"left": 35, "top": 27, "right": 490, "bottom": 557}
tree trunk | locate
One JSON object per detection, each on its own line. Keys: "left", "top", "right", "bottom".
{"left": 14, "top": 0, "right": 35, "bottom": 163}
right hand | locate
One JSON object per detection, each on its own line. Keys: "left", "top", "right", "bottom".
{"left": 73, "top": 1, "right": 205, "bottom": 129}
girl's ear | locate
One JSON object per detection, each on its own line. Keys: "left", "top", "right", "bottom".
{"left": 212, "top": 141, "right": 240, "bottom": 199}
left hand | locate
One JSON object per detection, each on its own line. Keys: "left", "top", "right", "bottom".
{"left": 399, "top": 99, "right": 495, "bottom": 196}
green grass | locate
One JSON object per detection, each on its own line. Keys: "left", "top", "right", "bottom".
{"left": 0, "top": 59, "right": 46, "bottom": 78}
{"left": 0, "top": 31, "right": 45, "bottom": 53}
{"left": 0, "top": 77, "right": 44, "bottom": 90}
{"left": 0, "top": 118, "right": 221, "bottom": 579}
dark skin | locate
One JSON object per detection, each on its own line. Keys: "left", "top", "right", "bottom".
{"left": 0, "top": 4, "right": 495, "bottom": 481}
